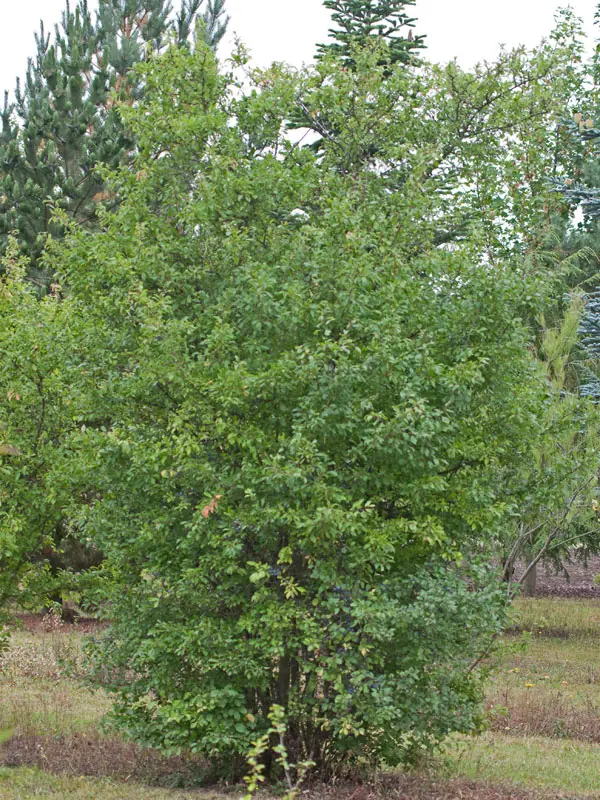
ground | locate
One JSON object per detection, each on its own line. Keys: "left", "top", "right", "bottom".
{"left": 2, "top": 600, "right": 600, "bottom": 799}
{"left": 534, "top": 555, "right": 600, "bottom": 597}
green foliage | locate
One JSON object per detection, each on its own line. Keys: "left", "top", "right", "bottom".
{"left": 28, "top": 37, "right": 587, "bottom": 773}
{"left": 243, "top": 705, "right": 314, "bottom": 797}
{"left": 299, "top": 8, "right": 587, "bottom": 266}
{"left": 0, "top": 2, "right": 594, "bottom": 777}
{"left": 317, "top": 0, "right": 425, "bottom": 66}
{"left": 0, "top": 242, "right": 78, "bottom": 620}
{"left": 0, "top": 0, "right": 228, "bottom": 283}
{"left": 499, "top": 295, "right": 600, "bottom": 592}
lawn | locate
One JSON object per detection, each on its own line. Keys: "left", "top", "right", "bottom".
{"left": 508, "top": 596, "right": 600, "bottom": 637}
{"left": 3, "top": 603, "right": 600, "bottom": 799}
{"left": 0, "top": 767, "right": 222, "bottom": 799}
{"left": 442, "top": 733, "right": 600, "bottom": 796}
{"left": 439, "top": 597, "right": 600, "bottom": 797}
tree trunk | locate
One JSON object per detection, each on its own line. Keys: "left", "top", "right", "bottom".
{"left": 522, "top": 561, "right": 537, "bottom": 597}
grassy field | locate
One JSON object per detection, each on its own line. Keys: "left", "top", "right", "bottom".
{"left": 3, "top": 602, "right": 600, "bottom": 798}
{"left": 508, "top": 596, "right": 600, "bottom": 637}
{"left": 436, "top": 596, "right": 600, "bottom": 798}
{"left": 0, "top": 767, "right": 222, "bottom": 799}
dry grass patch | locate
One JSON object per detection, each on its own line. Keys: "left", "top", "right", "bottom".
{"left": 486, "top": 634, "right": 600, "bottom": 743}
{"left": 321, "top": 775, "right": 586, "bottom": 799}
{"left": 0, "top": 622, "right": 110, "bottom": 737}
{"left": 1, "top": 733, "right": 210, "bottom": 788}
{"left": 0, "top": 769, "right": 578, "bottom": 800}
{"left": 487, "top": 687, "right": 600, "bottom": 741}
{"left": 0, "top": 676, "right": 111, "bottom": 737}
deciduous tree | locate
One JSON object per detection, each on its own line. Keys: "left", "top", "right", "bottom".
{"left": 44, "top": 38, "right": 587, "bottom": 772}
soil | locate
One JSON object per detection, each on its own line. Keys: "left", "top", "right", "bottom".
{"left": 0, "top": 739, "right": 588, "bottom": 799}
{"left": 533, "top": 555, "right": 600, "bottom": 598}
{"left": 320, "top": 777, "right": 591, "bottom": 799}
{"left": 11, "top": 613, "right": 107, "bottom": 635}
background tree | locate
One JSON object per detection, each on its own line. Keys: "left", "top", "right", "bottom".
{"left": 0, "top": 242, "right": 86, "bottom": 629}
{"left": 499, "top": 295, "right": 600, "bottom": 597}
{"left": 299, "top": 8, "right": 586, "bottom": 260}
{"left": 293, "top": 0, "right": 425, "bottom": 146}
{"left": 317, "top": 0, "right": 425, "bottom": 66}
{"left": 559, "top": 110, "right": 600, "bottom": 399}
{"left": 0, "top": 0, "right": 228, "bottom": 285}
{"left": 0, "top": 0, "right": 229, "bottom": 617}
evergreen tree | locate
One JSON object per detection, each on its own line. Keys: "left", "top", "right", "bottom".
{"left": 292, "top": 0, "right": 425, "bottom": 156}
{"left": 577, "top": 290, "right": 600, "bottom": 397}
{"left": 558, "top": 121, "right": 600, "bottom": 398}
{"left": 0, "top": 0, "right": 228, "bottom": 283}
{"left": 553, "top": 5, "right": 600, "bottom": 396}
{"left": 317, "top": 0, "right": 425, "bottom": 66}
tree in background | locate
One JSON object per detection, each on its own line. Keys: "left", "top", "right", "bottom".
{"left": 0, "top": 0, "right": 228, "bottom": 284}
{"left": 300, "top": 8, "right": 586, "bottom": 259}
{"left": 552, "top": 5, "right": 600, "bottom": 397}
{"left": 559, "top": 112, "right": 600, "bottom": 398}
{"left": 500, "top": 295, "right": 600, "bottom": 596}
{"left": 0, "top": 242, "right": 85, "bottom": 630}
{"left": 317, "top": 0, "right": 425, "bottom": 66}
{"left": 0, "top": 0, "right": 229, "bottom": 617}
{"left": 293, "top": 0, "right": 425, "bottom": 144}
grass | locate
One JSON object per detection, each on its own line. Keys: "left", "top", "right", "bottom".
{"left": 509, "top": 596, "right": 600, "bottom": 637}
{"left": 436, "top": 596, "right": 600, "bottom": 796}
{"left": 0, "top": 767, "right": 227, "bottom": 799}
{"left": 0, "top": 620, "right": 214, "bottom": 793}
{"left": 480, "top": 612, "right": 600, "bottom": 742}
{"left": 485, "top": 636, "right": 600, "bottom": 741}
{"left": 4, "top": 601, "right": 600, "bottom": 798}
{"left": 442, "top": 733, "right": 600, "bottom": 796}
{"left": 0, "top": 626, "right": 110, "bottom": 736}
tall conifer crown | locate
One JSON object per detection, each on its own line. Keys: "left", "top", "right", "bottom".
{"left": 318, "top": 0, "right": 425, "bottom": 66}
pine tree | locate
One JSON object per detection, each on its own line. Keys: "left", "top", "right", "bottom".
{"left": 290, "top": 0, "right": 424, "bottom": 154}
{"left": 0, "top": 0, "right": 228, "bottom": 283}
{"left": 0, "top": 4, "right": 122, "bottom": 284}
{"left": 317, "top": 0, "right": 425, "bottom": 67}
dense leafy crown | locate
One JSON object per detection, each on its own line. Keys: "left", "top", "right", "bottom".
{"left": 29, "top": 35, "right": 584, "bottom": 771}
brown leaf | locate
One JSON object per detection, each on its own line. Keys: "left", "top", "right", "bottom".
{"left": 0, "top": 444, "right": 22, "bottom": 456}
{"left": 201, "top": 494, "right": 222, "bottom": 518}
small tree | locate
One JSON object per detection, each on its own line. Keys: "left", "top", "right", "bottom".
{"left": 39, "top": 39, "right": 580, "bottom": 774}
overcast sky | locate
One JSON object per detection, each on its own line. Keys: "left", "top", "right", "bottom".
{"left": 0, "top": 1, "right": 597, "bottom": 97}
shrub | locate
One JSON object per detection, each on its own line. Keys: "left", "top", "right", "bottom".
{"left": 42, "top": 39, "right": 576, "bottom": 774}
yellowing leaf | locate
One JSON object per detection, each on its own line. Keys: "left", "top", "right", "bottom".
{"left": 0, "top": 444, "right": 21, "bottom": 456}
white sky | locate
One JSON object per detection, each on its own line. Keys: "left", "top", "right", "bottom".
{"left": 0, "top": 0, "right": 597, "bottom": 97}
